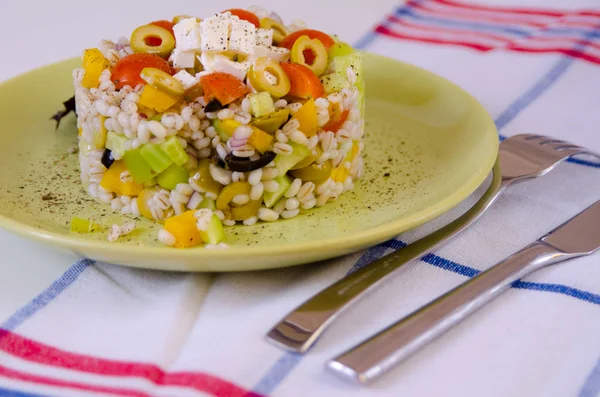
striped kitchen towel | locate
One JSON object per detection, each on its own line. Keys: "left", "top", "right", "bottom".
{"left": 2, "top": 1, "right": 600, "bottom": 396}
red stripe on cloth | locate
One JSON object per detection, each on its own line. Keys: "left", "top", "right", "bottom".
{"left": 389, "top": 15, "right": 512, "bottom": 43}
{"left": 0, "top": 330, "right": 264, "bottom": 397}
{"left": 508, "top": 45, "right": 600, "bottom": 65}
{"left": 410, "top": 1, "right": 550, "bottom": 28}
{"left": 0, "top": 364, "right": 150, "bottom": 397}
{"left": 376, "top": 24, "right": 493, "bottom": 51}
{"left": 431, "top": 0, "right": 599, "bottom": 18}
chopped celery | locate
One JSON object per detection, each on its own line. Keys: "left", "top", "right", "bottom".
{"left": 156, "top": 164, "right": 189, "bottom": 191}
{"left": 106, "top": 131, "right": 128, "bottom": 158}
{"left": 160, "top": 136, "right": 189, "bottom": 166}
{"left": 264, "top": 174, "right": 293, "bottom": 208}
{"left": 70, "top": 217, "right": 100, "bottom": 233}
{"left": 140, "top": 143, "right": 173, "bottom": 174}
{"left": 199, "top": 214, "right": 226, "bottom": 245}
{"left": 332, "top": 52, "right": 364, "bottom": 93}
{"left": 199, "top": 198, "right": 217, "bottom": 210}
{"left": 273, "top": 142, "right": 311, "bottom": 176}
{"left": 123, "top": 149, "right": 155, "bottom": 184}
{"left": 321, "top": 73, "right": 351, "bottom": 95}
{"left": 328, "top": 42, "right": 355, "bottom": 59}
{"left": 249, "top": 92, "right": 275, "bottom": 118}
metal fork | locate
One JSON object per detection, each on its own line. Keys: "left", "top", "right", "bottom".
{"left": 266, "top": 134, "right": 600, "bottom": 353}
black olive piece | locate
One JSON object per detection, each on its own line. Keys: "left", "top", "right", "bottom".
{"left": 50, "top": 96, "right": 76, "bottom": 130}
{"left": 225, "top": 151, "right": 277, "bottom": 172}
{"left": 101, "top": 149, "right": 115, "bottom": 169}
{"left": 204, "top": 99, "right": 224, "bottom": 113}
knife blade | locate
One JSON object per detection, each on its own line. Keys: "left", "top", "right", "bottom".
{"left": 327, "top": 199, "right": 600, "bottom": 385}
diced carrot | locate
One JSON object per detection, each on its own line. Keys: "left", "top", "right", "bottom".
{"left": 200, "top": 72, "right": 249, "bottom": 106}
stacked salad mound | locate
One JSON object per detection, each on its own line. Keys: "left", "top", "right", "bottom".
{"left": 73, "top": 6, "right": 365, "bottom": 248}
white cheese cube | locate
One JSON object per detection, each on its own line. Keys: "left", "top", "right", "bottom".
{"left": 200, "top": 13, "right": 233, "bottom": 52}
{"left": 199, "top": 53, "right": 251, "bottom": 81}
{"left": 229, "top": 19, "right": 256, "bottom": 55}
{"left": 173, "top": 18, "right": 202, "bottom": 51}
{"left": 256, "top": 28, "right": 273, "bottom": 47}
{"left": 253, "top": 45, "right": 290, "bottom": 62}
{"left": 173, "top": 70, "right": 200, "bottom": 90}
{"left": 170, "top": 49, "right": 196, "bottom": 68}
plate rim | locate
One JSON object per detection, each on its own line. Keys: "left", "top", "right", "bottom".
{"left": 0, "top": 53, "right": 499, "bottom": 268}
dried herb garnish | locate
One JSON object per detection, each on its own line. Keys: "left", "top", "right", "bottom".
{"left": 50, "top": 96, "right": 76, "bottom": 130}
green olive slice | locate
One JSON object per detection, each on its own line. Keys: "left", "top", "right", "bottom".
{"left": 131, "top": 24, "right": 175, "bottom": 59}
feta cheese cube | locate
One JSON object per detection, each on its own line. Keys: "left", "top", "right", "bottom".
{"left": 200, "top": 13, "right": 233, "bottom": 52}
{"left": 253, "top": 45, "right": 290, "bottom": 62}
{"left": 173, "top": 70, "right": 200, "bottom": 90}
{"left": 170, "top": 48, "right": 196, "bottom": 68}
{"left": 173, "top": 18, "right": 202, "bottom": 51}
{"left": 256, "top": 28, "right": 273, "bottom": 47}
{"left": 199, "top": 53, "right": 251, "bottom": 81}
{"left": 229, "top": 19, "right": 256, "bottom": 55}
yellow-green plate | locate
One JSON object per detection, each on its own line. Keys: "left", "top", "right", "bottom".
{"left": 0, "top": 53, "right": 498, "bottom": 272}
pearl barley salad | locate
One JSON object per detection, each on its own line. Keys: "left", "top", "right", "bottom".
{"left": 70, "top": 6, "right": 365, "bottom": 249}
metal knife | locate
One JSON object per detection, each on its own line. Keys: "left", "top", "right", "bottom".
{"left": 327, "top": 199, "right": 600, "bottom": 384}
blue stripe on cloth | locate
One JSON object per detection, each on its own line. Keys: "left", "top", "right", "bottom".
{"left": 0, "top": 387, "right": 55, "bottom": 397}
{"left": 396, "top": 7, "right": 600, "bottom": 39}
{"left": 0, "top": 259, "right": 93, "bottom": 331}
{"left": 251, "top": 9, "right": 600, "bottom": 396}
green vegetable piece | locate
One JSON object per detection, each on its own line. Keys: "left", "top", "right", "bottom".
{"left": 263, "top": 174, "right": 293, "bottom": 208}
{"left": 160, "top": 136, "right": 189, "bottom": 166}
{"left": 249, "top": 91, "right": 275, "bottom": 118}
{"left": 320, "top": 73, "right": 351, "bottom": 95}
{"left": 332, "top": 52, "right": 364, "bottom": 93}
{"left": 212, "top": 119, "right": 238, "bottom": 142}
{"left": 156, "top": 164, "right": 189, "bottom": 190}
{"left": 273, "top": 142, "right": 311, "bottom": 177}
{"left": 328, "top": 41, "right": 355, "bottom": 59}
{"left": 70, "top": 217, "right": 100, "bottom": 233}
{"left": 106, "top": 131, "right": 128, "bottom": 158}
{"left": 199, "top": 198, "right": 217, "bottom": 210}
{"left": 140, "top": 143, "right": 173, "bottom": 174}
{"left": 123, "top": 149, "right": 155, "bottom": 184}
{"left": 199, "top": 214, "right": 226, "bottom": 245}
{"left": 251, "top": 109, "right": 290, "bottom": 134}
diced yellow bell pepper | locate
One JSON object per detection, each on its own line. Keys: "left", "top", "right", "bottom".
{"left": 100, "top": 160, "right": 144, "bottom": 197}
{"left": 293, "top": 99, "right": 318, "bottom": 137}
{"left": 78, "top": 127, "right": 82, "bottom": 136}
{"left": 248, "top": 126, "right": 274, "bottom": 154}
{"left": 82, "top": 48, "right": 110, "bottom": 89}
{"left": 70, "top": 217, "right": 101, "bottom": 233}
{"left": 213, "top": 119, "right": 242, "bottom": 139}
{"left": 139, "top": 84, "right": 179, "bottom": 113}
{"left": 163, "top": 210, "right": 203, "bottom": 248}
{"left": 331, "top": 166, "right": 350, "bottom": 183}
{"left": 92, "top": 115, "right": 107, "bottom": 149}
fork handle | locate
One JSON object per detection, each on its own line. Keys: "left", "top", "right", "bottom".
{"left": 327, "top": 242, "right": 568, "bottom": 384}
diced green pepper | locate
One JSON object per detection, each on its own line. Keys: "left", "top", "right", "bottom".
{"left": 249, "top": 92, "right": 275, "bottom": 118}
{"left": 273, "top": 142, "right": 311, "bottom": 177}
{"left": 263, "top": 174, "right": 293, "bottom": 208}
{"left": 123, "top": 148, "right": 155, "bottom": 184}
{"left": 156, "top": 164, "right": 189, "bottom": 191}
{"left": 140, "top": 143, "right": 173, "bottom": 174}
{"left": 106, "top": 131, "right": 128, "bottom": 158}
{"left": 199, "top": 198, "right": 217, "bottom": 210}
{"left": 198, "top": 214, "right": 226, "bottom": 245}
{"left": 160, "top": 136, "right": 189, "bottom": 166}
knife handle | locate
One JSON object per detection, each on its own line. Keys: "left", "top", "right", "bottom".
{"left": 327, "top": 242, "right": 568, "bottom": 384}
{"left": 266, "top": 163, "right": 507, "bottom": 353}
